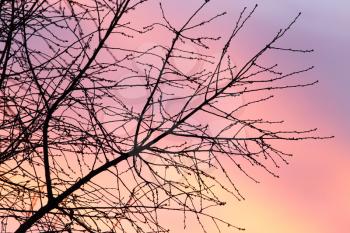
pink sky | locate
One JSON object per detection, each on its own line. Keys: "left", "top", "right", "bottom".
{"left": 132, "top": 1, "right": 350, "bottom": 232}
{"left": 9, "top": 1, "right": 347, "bottom": 232}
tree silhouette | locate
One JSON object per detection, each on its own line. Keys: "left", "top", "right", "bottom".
{"left": 0, "top": 0, "right": 329, "bottom": 232}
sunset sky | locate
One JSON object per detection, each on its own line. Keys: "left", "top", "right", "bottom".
{"left": 3, "top": 0, "right": 348, "bottom": 232}
{"left": 147, "top": 1, "right": 349, "bottom": 233}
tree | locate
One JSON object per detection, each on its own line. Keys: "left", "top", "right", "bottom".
{"left": 0, "top": 0, "right": 328, "bottom": 232}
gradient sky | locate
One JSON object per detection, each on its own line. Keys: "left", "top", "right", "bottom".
{"left": 13, "top": 1, "right": 347, "bottom": 232}
{"left": 60, "top": 1, "right": 349, "bottom": 232}
{"left": 226, "top": 1, "right": 349, "bottom": 233}
{"left": 148, "top": 1, "right": 350, "bottom": 233}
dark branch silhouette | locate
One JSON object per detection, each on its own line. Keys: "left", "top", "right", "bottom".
{"left": 0, "top": 0, "right": 330, "bottom": 232}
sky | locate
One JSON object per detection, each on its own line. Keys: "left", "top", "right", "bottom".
{"left": 75, "top": 0, "right": 349, "bottom": 232}
{"left": 144, "top": 1, "right": 350, "bottom": 233}
{"left": 5, "top": 0, "right": 348, "bottom": 232}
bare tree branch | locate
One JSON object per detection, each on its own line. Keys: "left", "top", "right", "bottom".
{"left": 0, "top": 1, "right": 331, "bottom": 232}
